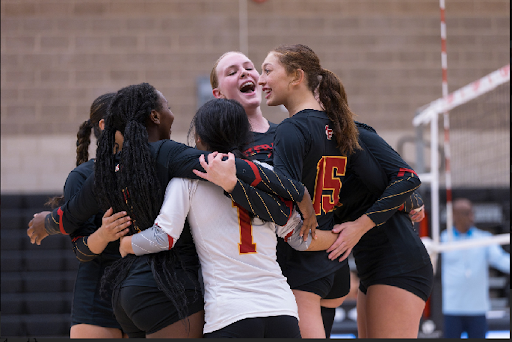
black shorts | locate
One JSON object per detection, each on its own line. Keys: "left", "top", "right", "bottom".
{"left": 113, "top": 285, "right": 204, "bottom": 338}
{"left": 358, "top": 262, "right": 433, "bottom": 302}
{"left": 204, "top": 315, "right": 301, "bottom": 338}
{"left": 70, "top": 262, "right": 122, "bottom": 330}
{"left": 293, "top": 262, "right": 350, "bottom": 299}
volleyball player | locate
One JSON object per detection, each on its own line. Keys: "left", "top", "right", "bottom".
{"left": 42, "top": 93, "right": 127, "bottom": 338}
{"left": 258, "top": 44, "right": 433, "bottom": 338}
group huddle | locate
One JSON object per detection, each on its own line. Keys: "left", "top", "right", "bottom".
{"left": 28, "top": 44, "right": 433, "bottom": 338}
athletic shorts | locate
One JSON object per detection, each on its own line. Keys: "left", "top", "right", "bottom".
{"left": 358, "top": 262, "right": 433, "bottom": 302}
{"left": 204, "top": 315, "right": 301, "bottom": 338}
{"left": 113, "top": 285, "right": 204, "bottom": 338}
{"left": 294, "top": 262, "right": 350, "bottom": 299}
{"left": 70, "top": 263, "right": 122, "bottom": 330}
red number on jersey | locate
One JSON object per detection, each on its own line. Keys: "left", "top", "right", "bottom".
{"left": 312, "top": 156, "right": 347, "bottom": 215}
{"left": 233, "top": 202, "right": 257, "bottom": 254}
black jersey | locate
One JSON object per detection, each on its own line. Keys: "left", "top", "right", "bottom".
{"left": 65, "top": 159, "right": 120, "bottom": 265}
{"left": 272, "top": 110, "right": 421, "bottom": 288}
{"left": 62, "top": 159, "right": 121, "bottom": 329}
{"left": 336, "top": 122, "right": 431, "bottom": 282}
{"left": 243, "top": 122, "right": 278, "bottom": 165}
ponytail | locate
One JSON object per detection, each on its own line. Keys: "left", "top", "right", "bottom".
{"left": 318, "top": 68, "right": 360, "bottom": 156}
{"left": 75, "top": 119, "right": 93, "bottom": 166}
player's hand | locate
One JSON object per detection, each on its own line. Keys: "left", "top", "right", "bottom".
{"left": 296, "top": 188, "right": 318, "bottom": 241}
{"left": 97, "top": 207, "right": 131, "bottom": 243}
{"left": 119, "top": 236, "right": 134, "bottom": 258}
{"left": 193, "top": 152, "right": 237, "bottom": 192}
{"left": 27, "top": 211, "right": 51, "bottom": 245}
{"left": 326, "top": 214, "right": 375, "bottom": 262}
{"left": 409, "top": 205, "right": 425, "bottom": 223}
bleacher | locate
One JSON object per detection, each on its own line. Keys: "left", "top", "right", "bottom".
{"left": 1, "top": 194, "right": 78, "bottom": 338}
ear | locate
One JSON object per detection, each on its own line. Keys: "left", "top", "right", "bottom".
{"left": 212, "top": 88, "right": 226, "bottom": 99}
{"left": 98, "top": 118, "right": 105, "bottom": 131}
{"left": 290, "top": 69, "right": 305, "bottom": 86}
{"left": 149, "top": 109, "right": 160, "bottom": 124}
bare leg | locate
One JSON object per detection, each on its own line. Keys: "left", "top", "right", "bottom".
{"left": 146, "top": 310, "right": 204, "bottom": 339}
{"left": 70, "top": 324, "right": 124, "bottom": 338}
{"left": 320, "top": 295, "right": 347, "bottom": 308}
{"left": 364, "top": 284, "right": 425, "bottom": 338}
{"left": 292, "top": 289, "right": 325, "bottom": 338}
{"left": 356, "top": 289, "right": 368, "bottom": 338}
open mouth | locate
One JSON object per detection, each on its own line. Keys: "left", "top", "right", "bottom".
{"left": 240, "top": 81, "right": 255, "bottom": 93}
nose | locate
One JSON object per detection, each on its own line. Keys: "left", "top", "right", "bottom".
{"left": 258, "top": 74, "right": 265, "bottom": 85}
{"left": 240, "top": 69, "right": 247, "bottom": 78}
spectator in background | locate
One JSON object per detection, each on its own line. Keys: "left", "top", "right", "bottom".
{"left": 441, "top": 197, "right": 510, "bottom": 338}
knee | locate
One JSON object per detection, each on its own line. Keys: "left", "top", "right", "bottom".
{"left": 321, "top": 295, "right": 347, "bottom": 308}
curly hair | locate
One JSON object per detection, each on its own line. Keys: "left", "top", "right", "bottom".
{"left": 96, "top": 83, "right": 192, "bottom": 326}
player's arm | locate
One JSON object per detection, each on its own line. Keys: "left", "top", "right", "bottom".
{"left": 190, "top": 150, "right": 317, "bottom": 234}
{"left": 119, "top": 178, "right": 189, "bottom": 257}
{"left": 276, "top": 209, "right": 337, "bottom": 252}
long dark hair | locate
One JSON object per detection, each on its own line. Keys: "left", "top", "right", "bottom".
{"left": 272, "top": 44, "right": 361, "bottom": 156}
{"left": 187, "top": 98, "right": 253, "bottom": 158}
{"left": 96, "top": 83, "right": 190, "bottom": 324}
{"left": 46, "top": 92, "right": 115, "bottom": 208}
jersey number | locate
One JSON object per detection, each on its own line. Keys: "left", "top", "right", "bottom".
{"left": 233, "top": 202, "right": 257, "bottom": 254}
{"left": 313, "top": 156, "right": 347, "bottom": 215}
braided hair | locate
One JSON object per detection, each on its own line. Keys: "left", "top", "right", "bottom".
{"left": 96, "top": 83, "right": 191, "bottom": 325}
{"left": 45, "top": 92, "right": 115, "bottom": 208}
{"left": 187, "top": 98, "right": 253, "bottom": 159}
{"left": 272, "top": 44, "right": 361, "bottom": 156}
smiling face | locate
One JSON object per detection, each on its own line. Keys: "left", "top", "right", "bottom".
{"left": 213, "top": 52, "right": 262, "bottom": 110}
{"left": 258, "top": 51, "right": 295, "bottom": 107}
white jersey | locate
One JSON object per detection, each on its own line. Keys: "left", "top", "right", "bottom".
{"left": 153, "top": 176, "right": 299, "bottom": 334}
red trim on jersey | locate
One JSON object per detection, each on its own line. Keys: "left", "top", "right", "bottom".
{"left": 283, "top": 229, "right": 294, "bottom": 242}
{"left": 397, "top": 168, "right": 418, "bottom": 177}
{"left": 398, "top": 203, "right": 405, "bottom": 211}
{"left": 246, "top": 161, "right": 262, "bottom": 187}
{"left": 71, "top": 236, "right": 82, "bottom": 243}
{"left": 57, "top": 207, "right": 68, "bottom": 235}
{"left": 168, "top": 235, "right": 174, "bottom": 249}
{"left": 283, "top": 198, "right": 294, "bottom": 224}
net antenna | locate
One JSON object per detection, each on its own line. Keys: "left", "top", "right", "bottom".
{"left": 412, "top": 64, "right": 510, "bottom": 272}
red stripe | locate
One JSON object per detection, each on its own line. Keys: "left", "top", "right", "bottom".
{"left": 168, "top": 235, "right": 174, "bottom": 249}
{"left": 71, "top": 236, "right": 82, "bottom": 242}
{"left": 284, "top": 230, "right": 294, "bottom": 242}
{"left": 398, "top": 204, "right": 405, "bottom": 211}
{"left": 246, "top": 161, "right": 262, "bottom": 187}
{"left": 397, "top": 168, "right": 418, "bottom": 178}
{"left": 57, "top": 207, "right": 68, "bottom": 235}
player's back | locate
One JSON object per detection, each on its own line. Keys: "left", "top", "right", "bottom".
{"left": 185, "top": 179, "right": 297, "bottom": 333}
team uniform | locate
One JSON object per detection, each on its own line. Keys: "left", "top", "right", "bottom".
{"left": 334, "top": 121, "right": 433, "bottom": 302}
{"left": 63, "top": 159, "right": 122, "bottom": 330}
{"left": 43, "top": 139, "right": 308, "bottom": 337}
{"left": 272, "top": 109, "right": 395, "bottom": 298}
{"left": 129, "top": 163, "right": 312, "bottom": 337}
{"left": 243, "top": 121, "right": 278, "bottom": 165}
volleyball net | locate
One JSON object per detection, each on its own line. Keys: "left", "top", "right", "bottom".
{"left": 412, "top": 64, "right": 510, "bottom": 269}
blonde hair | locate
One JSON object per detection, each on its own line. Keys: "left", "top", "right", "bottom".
{"left": 210, "top": 51, "right": 246, "bottom": 89}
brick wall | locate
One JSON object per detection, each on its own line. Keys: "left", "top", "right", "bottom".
{"left": 1, "top": 0, "right": 509, "bottom": 193}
